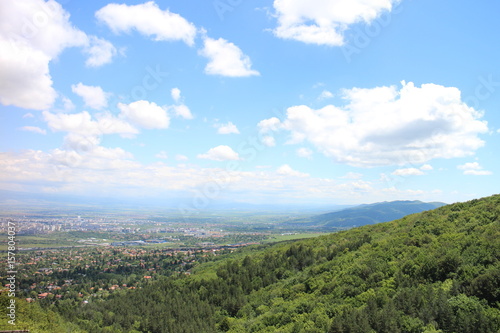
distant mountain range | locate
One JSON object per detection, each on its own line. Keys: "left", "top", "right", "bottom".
{"left": 285, "top": 200, "right": 447, "bottom": 229}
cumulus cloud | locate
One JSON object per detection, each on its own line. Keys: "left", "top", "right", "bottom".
{"left": 171, "top": 88, "right": 182, "bottom": 103}
{"left": 84, "top": 36, "right": 117, "bottom": 67}
{"left": 258, "top": 117, "right": 281, "bottom": 133}
{"left": 216, "top": 122, "right": 240, "bottom": 134}
{"left": 0, "top": 40, "right": 56, "bottom": 110}
{"left": 43, "top": 110, "right": 138, "bottom": 137}
{"left": 175, "top": 154, "right": 189, "bottom": 161}
{"left": 341, "top": 172, "right": 363, "bottom": 180}
{"left": 259, "top": 82, "right": 488, "bottom": 167}
{"left": 458, "top": 162, "right": 492, "bottom": 176}
{"left": 272, "top": 0, "right": 398, "bottom": 46}
{"left": 0, "top": 148, "right": 447, "bottom": 205}
{"left": 0, "top": 0, "right": 116, "bottom": 110}
{"left": 198, "top": 145, "right": 241, "bottom": 161}
{"left": 319, "top": 90, "right": 334, "bottom": 100}
{"left": 277, "top": 164, "right": 309, "bottom": 177}
{"left": 118, "top": 100, "right": 170, "bottom": 129}
{"left": 51, "top": 145, "right": 136, "bottom": 169}
{"left": 61, "top": 97, "right": 75, "bottom": 111}
{"left": 420, "top": 164, "right": 433, "bottom": 171}
{"left": 392, "top": 164, "right": 433, "bottom": 176}
{"left": 63, "top": 133, "right": 101, "bottom": 153}
{"left": 392, "top": 168, "right": 425, "bottom": 176}
{"left": 20, "top": 126, "right": 47, "bottom": 135}
{"left": 95, "top": 1, "right": 196, "bottom": 46}
{"left": 167, "top": 88, "right": 193, "bottom": 119}
{"left": 199, "top": 36, "right": 260, "bottom": 77}
{"left": 257, "top": 116, "right": 280, "bottom": 146}
{"left": 155, "top": 151, "right": 168, "bottom": 159}
{"left": 71, "top": 83, "right": 110, "bottom": 110}
{"left": 296, "top": 147, "right": 313, "bottom": 158}
{"left": 261, "top": 136, "right": 276, "bottom": 147}
{"left": 170, "top": 104, "right": 193, "bottom": 120}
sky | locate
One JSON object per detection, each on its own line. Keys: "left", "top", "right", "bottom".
{"left": 1, "top": 0, "right": 499, "bottom": 210}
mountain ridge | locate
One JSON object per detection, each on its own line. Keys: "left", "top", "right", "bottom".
{"left": 286, "top": 199, "right": 447, "bottom": 229}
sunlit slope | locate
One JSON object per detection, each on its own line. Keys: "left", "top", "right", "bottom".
{"left": 7, "top": 195, "right": 500, "bottom": 333}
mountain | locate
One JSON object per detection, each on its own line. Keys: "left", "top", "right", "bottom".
{"left": 13, "top": 194, "right": 498, "bottom": 333}
{"left": 287, "top": 200, "right": 447, "bottom": 229}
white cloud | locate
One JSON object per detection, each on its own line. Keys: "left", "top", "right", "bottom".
{"left": 464, "top": 170, "right": 492, "bottom": 176}
{"left": 0, "top": 39, "right": 56, "bottom": 110}
{"left": 50, "top": 145, "right": 136, "bottom": 170}
{"left": 155, "top": 151, "right": 168, "bottom": 159}
{"left": 61, "top": 97, "right": 75, "bottom": 111}
{"left": 261, "top": 136, "right": 276, "bottom": 147}
{"left": 43, "top": 110, "right": 138, "bottom": 137}
{"left": 0, "top": 0, "right": 115, "bottom": 110}
{"left": 84, "top": 36, "right": 117, "bottom": 67}
{"left": 216, "top": 122, "right": 240, "bottom": 134}
{"left": 296, "top": 147, "right": 313, "bottom": 158}
{"left": 457, "top": 162, "right": 492, "bottom": 176}
{"left": 170, "top": 104, "right": 193, "bottom": 120}
{"left": 23, "top": 113, "right": 35, "bottom": 119}
{"left": 392, "top": 168, "right": 424, "bottom": 176}
{"left": 272, "top": 0, "right": 398, "bottom": 46}
{"left": 277, "top": 164, "right": 309, "bottom": 177}
{"left": 20, "top": 126, "right": 46, "bottom": 135}
{"left": 71, "top": 83, "right": 110, "bottom": 110}
{"left": 0, "top": 0, "right": 88, "bottom": 58}
{"left": 175, "top": 154, "right": 189, "bottom": 161}
{"left": 167, "top": 88, "right": 193, "bottom": 119}
{"left": 118, "top": 100, "right": 170, "bottom": 129}
{"left": 199, "top": 36, "right": 260, "bottom": 77}
{"left": 260, "top": 82, "right": 488, "bottom": 167}
{"left": 198, "top": 145, "right": 241, "bottom": 161}
{"left": 0, "top": 148, "right": 448, "bottom": 205}
{"left": 171, "top": 88, "right": 182, "bottom": 103}
{"left": 458, "top": 162, "right": 481, "bottom": 170}
{"left": 319, "top": 90, "right": 334, "bottom": 100}
{"left": 341, "top": 172, "right": 363, "bottom": 180}
{"left": 258, "top": 117, "right": 281, "bottom": 133}
{"left": 391, "top": 164, "right": 435, "bottom": 177}
{"left": 420, "top": 164, "right": 433, "bottom": 171}
{"left": 63, "top": 133, "right": 101, "bottom": 153}
{"left": 95, "top": 1, "right": 196, "bottom": 46}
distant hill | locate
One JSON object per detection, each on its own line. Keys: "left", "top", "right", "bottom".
{"left": 287, "top": 200, "right": 447, "bottom": 229}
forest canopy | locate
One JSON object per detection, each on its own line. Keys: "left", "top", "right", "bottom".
{"left": 2, "top": 194, "right": 499, "bottom": 332}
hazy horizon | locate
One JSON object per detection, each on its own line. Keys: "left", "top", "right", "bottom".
{"left": 1, "top": 0, "right": 499, "bottom": 208}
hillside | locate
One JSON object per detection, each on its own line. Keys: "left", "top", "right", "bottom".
{"left": 3, "top": 195, "right": 500, "bottom": 332}
{"left": 287, "top": 200, "right": 446, "bottom": 229}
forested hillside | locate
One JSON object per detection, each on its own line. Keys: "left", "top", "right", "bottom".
{"left": 3, "top": 195, "right": 500, "bottom": 332}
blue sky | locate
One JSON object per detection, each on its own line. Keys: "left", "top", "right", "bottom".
{"left": 1, "top": 0, "right": 499, "bottom": 209}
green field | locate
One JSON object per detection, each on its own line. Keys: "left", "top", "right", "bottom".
{"left": 0, "top": 233, "right": 101, "bottom": 251}
{"left": 263, "top": 232, "right": 327, "bottom": 243}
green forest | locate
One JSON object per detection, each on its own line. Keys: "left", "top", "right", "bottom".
{"left": 2, "top": 194, "right": 500, "bottom": 332}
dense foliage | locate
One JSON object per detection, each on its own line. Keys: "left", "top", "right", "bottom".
{"left": 4, "top": 195, "right": 500, "bottom": 332}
